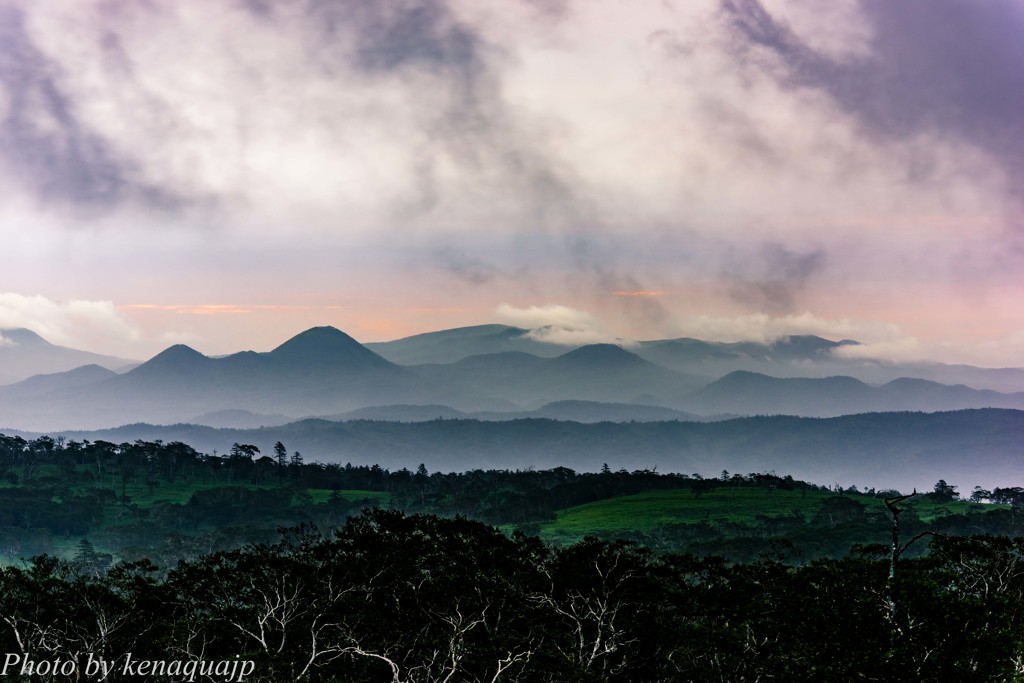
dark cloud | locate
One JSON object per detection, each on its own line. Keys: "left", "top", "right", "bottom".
{"left": 556, "top": 231, "right": 671, "bottom": 330}
{"left": 433, "top": 246, "right": 500, "bottom": 285}
{"left": 302, "top": 0, "right": 585, "bottom": 220}
{"left": 725, "top": 242, "right": 826, "bottom": 313}
{"left": 718, "top": 0, "right": 1024, "bottom": 194}
{"left": 306, "top": 0, "right": 493, "bottom": 123}
{"left": 520, "top": 0, "right": 572, "bottom": 20}
{"left": 0, "top": 0, "right": 571, "bottom": 222}
{"left": 0, "top": 5, "right": 179, "bottom": 212}
{"left": 240, "top": 0, "right": 274, "bottom": 18}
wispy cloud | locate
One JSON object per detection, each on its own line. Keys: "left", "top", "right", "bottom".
{"left": 669, "top": 311, "right": 898, "bottom": 345}
{"left": 723, "top": 243, "right": 826, "bottom": 314}
{"left": 612, "top": 290, "right": 663, "bottom": 298}
{"left": 495, "top": 303, "right": 623, "bottom": 346}
{"left": 0, "top": 292, "right": 140, "bottom": 349}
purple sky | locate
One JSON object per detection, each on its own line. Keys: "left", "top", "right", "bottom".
{"left": 0, "top": 0, "right": 1022, "bottom": 365}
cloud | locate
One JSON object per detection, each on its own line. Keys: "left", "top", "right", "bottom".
{"left": 671, "top": 311, "right": 900, "bottom": 345}
{"left": 0, "top": 5, "right": 184, "bottom": 213}
{"left": 0, "top": 0, "right": 583, "bottom": 233}
{"left": 717, "top": 0, "right": 1024, "bottom": 201}
{"left": 520, "top": 0, "right": 572, "bottom": 20}
{"left": 0, "top": 1, "right": 1020, "bottom": 365}
{"left": 0, "top": 292, "right": 140, "bottom": 350}
{"left": 834, "top": 333, "right": 1024, "bottom": 369}
{"left": 830, "top": 337, "right": 923, "bottom": 364}
{"left": 495, "top": 303, "right": 621, "bottom": 345}
{"left": 612, "top": 290, "right": 662, "bottom": 298}
{"left": 724, "top": 242, "right": 826, "bottom": 313}
{"left": 670, "top": 311, "right": 1024, "bottom": 368}
{"left": 433, "top": 246, "right": 501, "bottom": 285}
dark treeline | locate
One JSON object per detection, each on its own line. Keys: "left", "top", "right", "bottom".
{"left": 2, "top": 511, "right": 1024, "bottom": 681}
{"left": 3, "top": 433, "right": 1024, "bottom": 567}
{"left": 5, "top": 435, "right": 1024, "bottom": 679}
{"left": 0, "top": 433, "right": 814, "bottom": 535}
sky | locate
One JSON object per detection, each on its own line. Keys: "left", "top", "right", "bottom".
{"left": 0, "top": 0, "right": 1022, "bottom": 365}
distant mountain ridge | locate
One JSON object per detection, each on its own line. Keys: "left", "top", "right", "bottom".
{"left": 270, "top": 326, "right": 395, "bottom": 370}
{"left": 14, "top": 408, "right": 1024, "bottom": 493}
{"left": 318, "top": 400, "right": 706, "bottom": 424}
{"left": 0, "top": 328, "right": 135, "bottom": 385}
{"left": 366, "top": 324, "right": 562, "bottom": 364}
{"left": 374, "top": 327, "right": 1024, "bottom": 393}
{"left": 0, "top": 326, "right": 435, "bottom": 430}
{"left": 407, "top": 343, "right": 707, "bottom": 409}
{"left": 3, "top": 324, "right": 1024, "bottom": 431}
{"left": 678, "top": 371, "right": 1024, "bottom": 417}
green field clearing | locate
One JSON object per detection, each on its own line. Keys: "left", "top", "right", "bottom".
{"left": 539, "top": 488, "right": 995, "bottom": 544}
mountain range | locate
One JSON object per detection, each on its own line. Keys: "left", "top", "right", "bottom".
{"left": 7, "top": 409, "right": 1022, "bottom": 494}
{"left": 371, "top": 325, "right": 1024, "bottom": 392}
{"left": 2, "top": 324, "right": 1024, "bottom": 431}
{"left": 0, "top": 328, "right": 134, "bottom": 385}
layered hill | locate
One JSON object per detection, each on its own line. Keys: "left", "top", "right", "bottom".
{"left": 372, "top": 327, "right": 1024, "bottom": 393}
{"left": 409, "top": 344, "right": 707, "bottom": 409}
{"left": 0, "top": 327, "right": 477, "bottom": 430}
{"left": 322, "top": 400, "right": 701, "bottom": 424}
{"left": 0, "top": 328, "right": 134, "bottom": 385}
{"left": 678, "top": 371, "right": 1024, "bottom": 417}
{"left": 366, "top": 324, "right": 565, "bottom": 364}
{"left": 20, "top": 409, "right": 1024, "bottom": 494}
{"left": 4, "top": 324, "right": 1024, "bottom": 431}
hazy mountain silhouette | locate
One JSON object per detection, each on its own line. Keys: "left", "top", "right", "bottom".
{"left": 370, "top": 329, "right": 855, "bottom": 369}
{"left": 5, "top": 325, "right": 1024, "bottom": 431}
{"left": 366, "top": 324, "right": 566, "bottom": 364}
{"left": 372, "top": 327, "right": 1024, "bottom": 393}
{"left": 371, "top": 327, "right": 1024, "bottom": 393}
{"left": 679, "top": 371, "right": 1024, "bottom": 417}
{"left": 634, "top": 335, "right": 1024, "bottom": 392}
{"left": 875, "top": 377, "right": 1024, "bottom": 412}
{"left": 187, "top": 409, "right": 296, "bottom": 429}
{"left": 325, "top": 404, "right": 470, "bottom": 421}
{"left": 683, "top": 371, "right": 876, "bottom": 416}
{"left": 498, "top": 400, "right": 701, "bottom": 423}
{"left": 518, "top": 344, "right": 706, "bottom": 406}
{"left": 0, "top": 327, "right": 440, "bottom": 430}
{"left": 411, "top": 351, "right": 547, "bottom": 387}
{"left": 0, "top": 328, "right": 134, "bottom": 385}
{"left": 269, "top": 326, "right": 396, "bottom": 371}
{"left": 410, "top": 344, "right": 706, "bottom": 409}
{"left": 0, "top": 364, "right": 117, "bottom": 398}
{"left": 325, "top": 400, "right": 703, "bottom": 423}
{"left": 24, "top": 409, "right": 1024, "bottom": 493}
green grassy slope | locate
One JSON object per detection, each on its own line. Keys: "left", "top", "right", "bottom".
{"left": 539, "top": 487, "right": 995, "bottom": 545}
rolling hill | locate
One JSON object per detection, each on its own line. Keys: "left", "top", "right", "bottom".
{"left": 0, "top": 328, "right": 134, "bottom": 385}
{"left": 3, "top": 408, "right": 1016, "bottom": 493}
{"left": 0, "top": 327, "right": 445, "bottom": 430}
{"left": 678, "top": 371, "right": 1024, "bottom": 417}
{"left": 366, "top": 324, "right": 566, "bottom": 364}
{"left": 4, "top": 324, "right": 1024, "bottom": 431}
